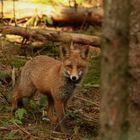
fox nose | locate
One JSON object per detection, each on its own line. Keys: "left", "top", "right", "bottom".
{"left": 71, "top": 76, "right": 78, "bottom": 81}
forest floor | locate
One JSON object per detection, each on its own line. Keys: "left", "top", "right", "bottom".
{"left": 0, "top": 25, "right": 101, "bottom": 140}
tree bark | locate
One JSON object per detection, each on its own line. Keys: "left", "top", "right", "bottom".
{"left": 0, "top": 1, "right": 103, "bottom": 25}
{"left": 128, "top": 0, "right": 140, "bottom": 139}
{"left": 100, "top": 0, "right": 130, "bottom": 140}
{"left": 0, "top": 25, "right": 101, "bottom": 47}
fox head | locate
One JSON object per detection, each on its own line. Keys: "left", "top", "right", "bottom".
{"left": 60, "top": 43, "right": 89, "bottom": 83}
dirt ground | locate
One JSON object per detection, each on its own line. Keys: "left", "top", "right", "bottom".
{"left": 0, "top": 38, "right": 101, "bottom": 140}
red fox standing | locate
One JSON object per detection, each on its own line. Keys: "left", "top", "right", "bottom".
{"left": 11, "top": 43, "right": 89, "bottom": 135}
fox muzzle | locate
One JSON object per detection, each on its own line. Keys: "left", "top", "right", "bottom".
{"left": 64, "top": 70, "right": 83, "bottom": 82}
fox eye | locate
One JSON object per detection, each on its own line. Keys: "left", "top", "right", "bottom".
{"left": 66, "top": 64, "right": 72, "bottom": 68}
{"left": 77, "top": 65, "right": 84, "bottom": 69}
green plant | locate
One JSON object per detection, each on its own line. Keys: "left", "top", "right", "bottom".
{"left": 0, "top": 118, "right": 10, "bottom": 126}
{"left": 84, "top": 55, "right": 101, "bottom": 85}
{"left": 27, "top": 99, "right": 40, "bottom": 113}
{"left": 39, "top": 95, "right": 47, "bottom": 107}
{"left": 11, "top": 58, "right": 26, "bottom": 68}
{"left": 11, "top": 108, "right": 27, "bottom": 125}
{"left": 0, "top": 136, "right": 3, "bottom": 140}
{"left": 6, "top": 130, "right": 17, "bottom": 139}
{"left": 0, "top": 71, "right": 10, "bottom": 81}
{"left": 67, "top": 108, "right": 79, "bottom": 119}
{"left": 43, "top": 16, "right": 53, "bottom": 25}
{"left": 15, "top": 108, "right": 27, "bottom": 121}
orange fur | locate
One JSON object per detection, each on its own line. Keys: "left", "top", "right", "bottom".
{"left": 11, "top": 44, "right": 89, "bottom": 135}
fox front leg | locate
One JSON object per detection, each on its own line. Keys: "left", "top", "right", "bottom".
{"left": 47, "top": 94, "right": 55, "bottom": 122}
{"left": 54, "top": 100, "right": 70, "bottom": 135}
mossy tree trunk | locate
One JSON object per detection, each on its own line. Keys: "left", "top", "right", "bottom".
{"left": 99, "top": 0, "right": 130, "bottom": 140}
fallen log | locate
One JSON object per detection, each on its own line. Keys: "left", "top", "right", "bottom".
{"left": 0, "top": 1, "right": 103, "bottom": 25}
{"left": 0, "top": 25, "right": 101, "bottom": 47}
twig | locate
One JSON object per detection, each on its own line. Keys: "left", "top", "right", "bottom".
{"left": 14, "top": 122, "right": 31, "bottom": 135}
{"left": 51, "top": 130, "right": 65, "bottom": 135}
{"left": 74, "top": 95, "right": 100, "bottom": 107}
{"left": 79, "top": 110, "right": 99, "bottom": 123}
{"left": 13, "top": 0, "right": 17, "bottom": 26}
{"left": 50, "top": 137, "right": 64, "bottom": 140}
{"left": 12, "top": 67, "right": 16, "bottom": 87}
{"left": 0, "top": 126, "right": 11, "bottom": 131}
{"left": 0, "top": 91, "right": 10, "bottom": 104}
{"left": 13, "top": 122, "right": 38, "bottom": 139}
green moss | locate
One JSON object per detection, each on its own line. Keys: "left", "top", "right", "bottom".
{"left": 10, "top": 58, "right": 26, "bottom": 68}
{"left": 84, "top": 55, "right": 101, "bottom": 85}
{"left": 0, "top": 71, "right": 10, "bottom": 81}
{"left": 0, "top": 56, "right": 27, "bottom": 68}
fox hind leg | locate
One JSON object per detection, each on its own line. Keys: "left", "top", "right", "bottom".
{"left": 11, "top": 84, "right": 36, "bottom": 113}
{"left": 11, "top": 89, "right": 21, "bottom": 113}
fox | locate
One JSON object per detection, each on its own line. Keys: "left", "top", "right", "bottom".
{"left": 11, "top": 43, "right": 89, "bottom": 135}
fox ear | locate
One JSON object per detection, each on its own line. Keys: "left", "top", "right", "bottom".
{"left": 60, "top": 42, "right": 74, "bottom": 58}
{"left": 81, "top": 45, "right": 90, "bottom": 59}
{"left": 60, "top": 46, "right": 70, "bottom": 58}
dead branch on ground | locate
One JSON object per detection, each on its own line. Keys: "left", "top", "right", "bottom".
{"left": 0, "top": 25, "right": 101, "bottom": 47}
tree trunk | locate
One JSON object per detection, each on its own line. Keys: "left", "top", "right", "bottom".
{"left": 128, "top": 0, "right": 140, "bottom": 139}
{"left": 0, "top": 25, "right": 101, "bottom": 47}
{"left": 100, "top": 0, "right": 130, "bottom": 140}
